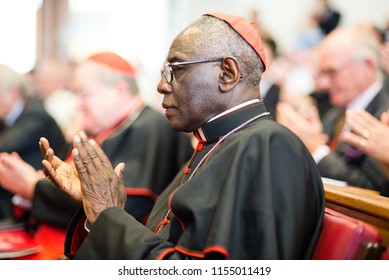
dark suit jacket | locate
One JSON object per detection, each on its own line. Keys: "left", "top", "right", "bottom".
{"left": 262, "top": 83, "right": 280, "bottom": 121}
{"left": 0, "top": 99, "right": 67, "bottom": 218}
{"left": 383, "top": 73, "right": 389, "bottom": 94}
{"left": 319, "top": 89, "right": 389, "bottom": 196}
{"left": 309, "top": 91, "right": 333, "bottom": 121}
{"left": 318, "top": 8, "right": 341, "bottom": 35}
{"left": 31, "top": 105, "right": 194, "bottom": 229}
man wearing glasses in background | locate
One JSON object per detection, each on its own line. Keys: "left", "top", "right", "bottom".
{"left": 277, "top": 26, "right": 389, "bottom": 197}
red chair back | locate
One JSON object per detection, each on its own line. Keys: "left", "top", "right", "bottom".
{"left": 312, "top": 208, "right": 382, "bottom": 259}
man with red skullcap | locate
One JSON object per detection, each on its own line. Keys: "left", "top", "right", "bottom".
{"left": 0, "top": 52, "right": 193, "bottom": 231}
{"left": 43, "top": 13, "right": 324, "bottom": 259}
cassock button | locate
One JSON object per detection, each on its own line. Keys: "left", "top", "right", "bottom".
{"left": 196, "top": 142, "right": 203, "bottom": 151}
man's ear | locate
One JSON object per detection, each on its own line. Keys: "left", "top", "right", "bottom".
{"left": 219, "top": 56, "right": 242, "bottom": 92}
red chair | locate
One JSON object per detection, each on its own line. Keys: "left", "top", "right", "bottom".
{"left": 12, "top": 224, "right": 66, "bottom": 260}
{"left": 312, "top": 208, "right": 382, "bottom": 260}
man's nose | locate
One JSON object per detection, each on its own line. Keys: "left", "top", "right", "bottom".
{"left": 157, "top": 77, "right": 172, "bottom": 95}
{"left": 316, "top": 74, "right": 332, "bottom": 92}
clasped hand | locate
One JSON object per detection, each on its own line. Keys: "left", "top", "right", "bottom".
{"left": 40, "top": 131, "right": 126, "bottom": 224}
{"left": 276, "top": 101, "right": 328, "bottom": 153}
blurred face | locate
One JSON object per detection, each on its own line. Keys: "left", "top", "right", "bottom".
{"left": 72, "top": 62, "right": 121, "bottom": 135}
{"left": 315, "top": 48, "right": 366, "bottom": 107}
{"left": 34, "top": 60, "right": 69, "bottom": 98}
{"left": 0, "top": 89, "right": 17, "bottom": 120}
{"left": 157, "top": 29, "right": 224, "bottom": 132}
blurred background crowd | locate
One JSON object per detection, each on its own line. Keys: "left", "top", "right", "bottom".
{"left": 0, "top": 0, "right": 387, "bottom": 111}
{"left": 1, "top": 0, "right": 389, "bottom": 260}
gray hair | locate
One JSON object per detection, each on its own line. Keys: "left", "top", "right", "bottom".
{"left": 322, "top": 27, "right": 381, "bottom": 73}
{"left": 350, "top": 28, "right": 380, "bottom": 71}
{"left": 186, "top": 15, "right": 264, "bottom": 88}
{"left": 0, "top": 64, "right": 28, "bottom": 98}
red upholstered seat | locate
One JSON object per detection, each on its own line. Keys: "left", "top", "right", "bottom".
{"left": 12, "top": 224, "right": 66, "bottom": 260}
{"left": 312, "top": 208, "right": 382, "bottom": 260}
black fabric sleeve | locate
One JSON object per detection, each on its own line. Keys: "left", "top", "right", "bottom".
{"left": 31, "top": 180, "right": 81, "bottom": 229}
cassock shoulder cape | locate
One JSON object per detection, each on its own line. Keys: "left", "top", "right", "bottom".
{"left": 65, "top": 102, "right": 325, "bottom": 259}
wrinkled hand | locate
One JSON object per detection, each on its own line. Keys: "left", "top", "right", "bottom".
{"left": 40, "top": 137, "right": 82, "bottom": 203}
{"left": 72, "top": 131, "right": 126, "bottom": 224}
{"left": 0, "top": 152, "right": 44, "bottom": 199}
{"left": 341, "top": 109, "right": 389, "bottom": 166}
{"left": 276, "top": 101, "right": 328, "bottom": 153}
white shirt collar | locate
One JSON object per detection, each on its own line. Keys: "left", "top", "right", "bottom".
{"left": 207, "top": 99, "right": 261, "bottom": 123}
{"left": 347, "top": 80, "right": 383, "bottom": 110}
{"left": 196, "top": 99, "right": 261, "bottom": 141}
{"left": 5, "top": 99, "right": 25, "bottom": 127}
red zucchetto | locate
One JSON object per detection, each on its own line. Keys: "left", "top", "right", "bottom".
{"left": 204, "top": 13, "right": 267, "bottom": 71}
{"left": 87, "top": 52, "right": 137, "bottom": 78}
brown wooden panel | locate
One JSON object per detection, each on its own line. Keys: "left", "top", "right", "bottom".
{"left": 324, "top": 183, "right": 389, "bottom": 248}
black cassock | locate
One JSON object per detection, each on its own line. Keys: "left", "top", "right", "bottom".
{"left": 65, "top": 102, "right": 325, "bottom": 259}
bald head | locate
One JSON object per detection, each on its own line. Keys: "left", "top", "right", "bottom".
{"left": 319, "top": 27, "right": 380, "bottom": 73}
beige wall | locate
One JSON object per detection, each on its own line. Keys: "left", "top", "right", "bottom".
{"left": 168, "top": 0, "right": 389, "bottom": 54}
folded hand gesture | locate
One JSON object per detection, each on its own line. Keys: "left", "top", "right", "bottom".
{"left": 40, "top": 137, "right": 82, "bottom": 203}
{"left": 71, "top": 131, "right": 126, "bottom": 224}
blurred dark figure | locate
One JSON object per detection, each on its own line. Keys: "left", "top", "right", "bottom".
{"left": 312, "top": 0, "right": 341, "bottom": 35}
{"left": 260, "top": 36, "right": 281, "bottom": 120}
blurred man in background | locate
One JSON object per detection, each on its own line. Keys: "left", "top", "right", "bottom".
{"left": 0, "top": 52, "right": 193, "bottom": 230}
{"left": 0, "top": 64, "right": 66, "bottom": 219}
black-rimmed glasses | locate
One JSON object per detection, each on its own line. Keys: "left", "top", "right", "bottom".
{"left": 161, "top": 58, "right": 223, "bottom": 84}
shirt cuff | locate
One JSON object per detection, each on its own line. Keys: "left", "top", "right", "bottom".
{"left": 12, "top": 195, "right": 32, "bottom": 209}
{"left": 312, "top": 145, "right": 331, "bottom": 164}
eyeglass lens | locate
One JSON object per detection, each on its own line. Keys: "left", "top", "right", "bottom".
{"left": 162, "top": 62, "right": 172, "bottom": 83}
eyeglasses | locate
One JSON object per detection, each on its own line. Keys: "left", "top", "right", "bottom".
{"left": 316, "top": 60, "right": 355, "bottom": 80}
{"left": 161, "top": 58, "right": 223, "bottom": 84}
{"left": 74, "top": 84, "right": 106, "bottom": 99}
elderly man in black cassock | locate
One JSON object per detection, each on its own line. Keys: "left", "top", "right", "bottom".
{"left": 42, "top": 13, "right": 325, "bottom": 259}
